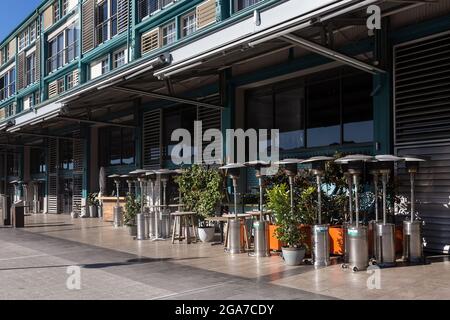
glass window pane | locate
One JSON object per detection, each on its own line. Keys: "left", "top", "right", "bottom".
{"left": 275, "top": 88, "right": 304, "bottom": 151}
{"left": 342, "top": 73, "right": 373, "bottom": 144}
{"left": 306, "top": 79, "right": 340, "bottom": 147}
{"left": 109, "top": 128, "right": 122, "bottom": 166}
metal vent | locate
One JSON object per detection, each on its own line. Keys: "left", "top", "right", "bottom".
{"left": 141, "top": 29, "right": 159, "bottom": 55}
{"left": 48, "top": 139, "right": 59, "bottom": 214}
{"left": 73, "top": 174, "right": 83, "bottom": 215}
{"left": 143, "top": 109, "right": 162, "bottom": 169}
{"left": 394, "top": 32, "right": 450, "bottom": 145}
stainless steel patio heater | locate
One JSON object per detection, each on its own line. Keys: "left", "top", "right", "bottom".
{"left": 108, "top": 174, "right": 123, "bottom": 228}
{"left": 146, "top": 171, "right": 157, "bottom": 239}
{"left": 374, "top": 155, "right": 403, "bottom": 268}
{"left": 402, "top": 156, "right": 426, "bottom": 264}
{"left": 303, "top": 156, "right": 334, "bottom": 268}
{"left": 153, "top": 169, "right": 174, "bottom": 241}
{"left": 244, "top": 160, "right": 271, "bottom": 257}
{"left": 220, "top": 163, "right": 246, "bottom": 254}
{"left": 130, "top": 169, "right": 151, "bottom": 240}
{"left": 121, "top": 175, "right": 132, "bottom": 195}
{"left": 336, "top": 154, "right": 373, "bottom": 272}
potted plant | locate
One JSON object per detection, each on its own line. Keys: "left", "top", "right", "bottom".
{"left": 267, "top": 183, "right": 308, "bottom": 266}
{"left": 87, "top": 193, "right": 99, "bottom": 218}
{"left": 175, "top": 165, "right": 223, "bottom": 243}
{"left": 124, "top": 193, "right": 139, "bottom": 237}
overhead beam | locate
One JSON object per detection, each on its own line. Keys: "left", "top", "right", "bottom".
{"left": 281, "top": 34, "right": 385, "bottom": 74}
{"left": 6, "top": 132, "right": 84, "bottom": 141}
{"left": 57, "top": 116, "right": 137, "bottom": 129}
{"left": 0, "top": 143, "right": 46, "bottom": 149}
{"left": 112, "top": 86, "right": 224, "bottom": 110}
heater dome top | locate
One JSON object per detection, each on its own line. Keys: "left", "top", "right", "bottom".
{"left": 303, "top": 156, "right": 334, "bottom": 163}
{"left": 145, "top": 171, "right": 156, "bottom": 176}
{"left": 335, "top": 154, "right": 373, "bottom": 163}
{"left": 375, "top": 154, "right": 403, "bottom": 162}
{"left": 108, "top": 174, "right": 121, "bottom": 178}
{"left": 219, "top": 163, "right": 246, "bottom": 170}
{"left": 243, "top": 160, "right": 271, "bottom": 167}
{"left": 274, "top": 158, "right": 304, "bottom": 165}
{"left": 155, "top": 169, "right": 176, "bottom": 175}
{"left": 403, "top": 156, "right": 426, "bottom": 162}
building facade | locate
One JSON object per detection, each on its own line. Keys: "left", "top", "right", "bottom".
{"left": 0, "top": 0, "right": 450, "bottom": 253}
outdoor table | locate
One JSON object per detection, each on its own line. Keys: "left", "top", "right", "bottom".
{"left": 205, "top": 216, "right": 228, "bottom": 245}
{"left": 171, "top": 211, "right": 198, "bottom": 244}
{"left": 222, "top": 213, "right": 252, "bottom": 250}
{"left": 97, "top": 196, "right": 126, "bottom": 222}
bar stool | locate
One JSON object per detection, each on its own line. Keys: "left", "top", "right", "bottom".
{"left": 171, "top": 211, "right": 199, "bottom": 244}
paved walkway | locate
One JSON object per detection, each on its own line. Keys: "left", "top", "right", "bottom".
{"left": 0, "top": 214, "right": 449, "bottom": 300}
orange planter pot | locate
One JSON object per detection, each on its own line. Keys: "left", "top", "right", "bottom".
{"left": 269, "top": 224, "right": 282, "bottom": 251}
{"left": 329, "top": 226, "right": 345, "bottom": 255}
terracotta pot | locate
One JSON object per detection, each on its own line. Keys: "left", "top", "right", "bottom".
{"left": 329, "top": 225, "right": 345, "bottom": 255}
{"left": 269, "top": 224, "right": 283, "bottom": 251}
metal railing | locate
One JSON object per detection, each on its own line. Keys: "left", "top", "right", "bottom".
{"left": 47, "top": 41, "right": 79, "bottom": 74}
{"left": 96, "top": 15, "right": 118, "bottom": 45}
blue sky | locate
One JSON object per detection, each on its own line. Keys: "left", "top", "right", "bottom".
{"left": 0, "top": 0, "right": 43, "bottom": 43}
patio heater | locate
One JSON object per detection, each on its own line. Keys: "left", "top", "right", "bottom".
{"left": 244, "top": 160, "right": 271, "bottom": 257}
{"left": 121, "top": 175, "right": 133, "bottom": 195}
{"left": 219, "top": 163, "right": 246, "bottom": 254}
{"left": 336, "top": 155, "right": 373, "bottom": 272}
{"left": 367, "top": 160, "right": 381, "bottom": 260}
{"left": 303, "top": 156, "right": 334, "bottom": 268}
{"left": 32, "top": 180, "right": 40, "bottom": 214}
{"left": 153, "top": 169, "right": 174, "bottom": 241}
{"left": 130, "top": 169, "right": 151, "bottom": 240}
{"left": 108, "top": 174, "right": 123, "bottom": 228}
{"left": 374, "top": 155, "right": 403, "bottom": 268}
{"left": 274, "top": 159, "right": 303, "bottom": 214}
{"left": 146, "top": 171, "right": 157, "bottom": 239}
{"left": 402, "top": 156, "right": 426, "bottom": 264}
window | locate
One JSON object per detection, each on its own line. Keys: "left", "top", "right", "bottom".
{"left": 31, "top": 149, "right": 46, "bottom": 174}
{"left": 29, "top": 21, "right": 37, "bottom": 43}
{"left": 113, "top": 49, "right": 126, "bottom": 68}
{"left": 99, "top": 127, "right": 136, "bottom": 166}
{"left": 246, "top": 68, "right": 374, "bottom": 151}
{"left": 1, "top": 46, "right": 9, "bottom": 64}
{"left": 23, "top": 94, "right": 35, "bottom": 110}
{"left": 26, "top": 53, "right": 36, "bottom": 86}
{"left": 235, "top": 0, "right": 262, "bottom": 12}
{"left": 101, "top": 57, "right": 110, "bottom": 75}
{"left": 0, "top": 68, "right": 16, "bottom": 101}
{"left": 57, "top": 78, "right": 65, "bottom": 94}
{"left": 96, "top": 0, "right": 118, "bottom": 45}
{"left": 7, "top": 153, "right": 20, "bottom": 177}
{"left": 163, "top": 105, "right": 197, "bottom": 159}
{"left": 47, "top": 25, "right": 78, "bottom": 74}
{"left": 181, "top": 11, "right": 197, "bottom": 37}
{"left": 63, "top": 0, "right": 70, "bottom": 16}
{"left": 19, "top": 29, "right": 28, "bottom": 52}
{"left": 161, "top": 21, "right": 176, "bottom": 46}
{"left": 138, "top": 0, "right": 175, "bottom": 20}
{"left": 66, "top": 73, "right": 74, "bottom": 90}
{"left": 54, "top": 1, "right": 61, "bottom": 22}
{"left": 59, "top": 140, "right": 74, "bottom": 170}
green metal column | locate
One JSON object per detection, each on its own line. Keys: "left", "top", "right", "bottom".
{"left": 221, "top": 68, "right": 234, "bottom": 163}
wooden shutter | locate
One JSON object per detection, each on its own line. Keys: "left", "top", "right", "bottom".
{"left": 0, "top": 108, "right": 5, "bottom": 120}
{"left": 143, "top": 109, "right": 162, "bottom": 169}
{"left": 197, "top": 0, "right": 217, "bottom": 29}
{"left": 17, "top": 52, "right": 26, "bottom": 91}
{"left": 8, "top": 40, "right": 16, "bottom": 58}
{"left": 48, "top": 80, "right": 58, "bottom": 98}
{"left": 117, "top": 0, "right": 130, "bottom": 34}
{"left": 72, "top": 69, "right": 79, "bottom": 86}
{"left": 43, "top": 5, "right": 54, "bottom": 30}
{"left": 48, "top": 139, "right": 59, "bottom": 214}
{"left": 35, "top": 40, "right": 41, "bottom": 80}
{"left": 141, "top": 29, "right": 159, "bottom": 55}
{"left": 82, "top": 0, "right": 95, "bottom": 54}
{"left": 73, "top": 130, "right": 84, "bottom": 215}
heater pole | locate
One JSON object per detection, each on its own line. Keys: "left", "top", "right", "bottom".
{"left": 353, "top": 174, "right": 359, "bottom": 228}
{"left": 316, "top": 175, "right": 322, "bottom": 225}
{"left": 233, "top": 178, "right": 238, "bottom": 220}
{"left": 373, "top": 173, "right": 379, "bottom": 222}
{"left": 410, "top": 171, "right": 415, "bottom": 222}
{"left": 259, "top": 177, "right": 263, "bottom": 221}
{"left": 289, "top": 176, "right": 294, "bottom": 214}
{"left": 382, "top": 173, "right": 388, "bottom": 225}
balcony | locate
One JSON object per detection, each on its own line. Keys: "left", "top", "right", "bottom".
{"left": 47, "top": 41, "right": 79, "bottom": 74}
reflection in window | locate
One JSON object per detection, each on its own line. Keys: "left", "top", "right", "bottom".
{"left": 60, "top": 140, "right": 74, "bottom": 170}
{"left": 306, "top": 79, "right": 340, "bottom": 148}
{"left": 275, "top": 88, "right": 304, "bottom": 150}
{"left": 99, "top": 127, "right": 135, "bottom": 167}
{"left": 163, "top": 106, "right": 197, "bottom": 160}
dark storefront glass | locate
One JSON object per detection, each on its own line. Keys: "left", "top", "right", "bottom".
{"left": 99, "top": 127, "right": 136, "bottom": 167}
{"left": 342, "top": 73, "right": 374, "bottom": 144}
{"left": 163, "top": 105, "right": 197, "bottom": 159}
{"left": 59, "top": 140, "right": 74, "bottom": 170}
{"left": 306, "top": 79, "right": 341, "bottom": 147}
{"left": 275, "top": 87, "right": 304, "bottom": 150}
{"left": 30, "top": 149, "right": 46, "bottom": 174}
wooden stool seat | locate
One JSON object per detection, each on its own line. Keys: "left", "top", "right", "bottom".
{"left": 171, "top": 212, "right": 198, "bottom": 244}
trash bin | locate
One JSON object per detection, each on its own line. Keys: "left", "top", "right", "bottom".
{"left": 11, "top": 203, "right": 25, "bottom": 228}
